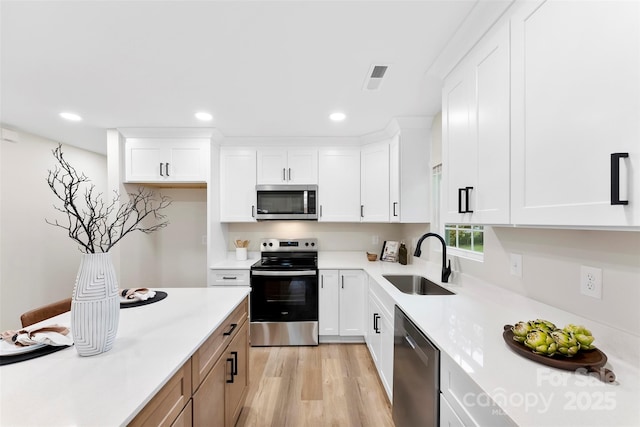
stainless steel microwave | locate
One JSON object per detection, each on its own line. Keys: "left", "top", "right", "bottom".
{"left": 255, "top": 185, "right": 318, "bottom": 220}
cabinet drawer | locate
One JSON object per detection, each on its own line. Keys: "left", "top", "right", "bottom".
{"left": 129, "top": 359, "right": 192, "bottom": 427}
{"left": 192, "top": 297, "right": 248, "bottom": 390}
{"left": 210, "top": 270, "right": 250, "bottom": 286}
{"left": 441, "top": 352, "right": 516, "bottom": 427}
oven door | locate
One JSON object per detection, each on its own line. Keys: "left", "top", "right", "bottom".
{"left": 250, "top": 270, "right": 318, "bottom": 322}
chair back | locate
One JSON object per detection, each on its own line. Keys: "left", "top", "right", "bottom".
{"left": 20, "top": 298, "right": 72, "bottom": 327}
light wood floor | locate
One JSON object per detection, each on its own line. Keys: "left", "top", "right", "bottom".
{"left": 236, "top": 344, "right": 395, "bottom": 427}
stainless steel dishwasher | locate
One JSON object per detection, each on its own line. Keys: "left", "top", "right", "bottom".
{"left": 393, "top": 306, "right": 440, "bottom": 427}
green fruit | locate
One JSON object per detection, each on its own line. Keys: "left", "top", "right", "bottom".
{"left": 551, "top": 330, "right": 580, "bottom": 357}
{"left": 512, "top": 321, "right": 533, "bottom": 343}
{"left": 525, "top": 330, "right": 557, "bottom": 357}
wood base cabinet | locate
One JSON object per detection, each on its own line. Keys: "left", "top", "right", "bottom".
{"left": 129, "top": 297, "right": 249, "bottom": 427}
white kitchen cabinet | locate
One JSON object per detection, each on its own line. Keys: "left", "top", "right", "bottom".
{"left": 125, "top": 138, "right": 209, "bottom": 183}
{"left": 318, "top": 148, "right": 361, "bottom": 222}
{"left": 510, "top": 0, "right": 640, "bottom": 227}
{"left": 389, "top": 121, "right": 432, "bottom": 223}
{"left": 361, "top": 141, "right": 390, "bottom": 222}
{"left": 319, "top": 270, "right": 367, "bottom": 338}
{"left": 256, "top": 148, "right": 318, "bottom": 184}
{"left": 319, "top": 270, "right": 340, "bottom": 335}
{"left": 219, "top": 148, "right": 257, "bottom": 222}
{"left": 442, "top": 23, "right": 510, "bottom": 225}
{"left": 440, "top": 351, "right": 516, "bottom": 426}
{"left": 365, "top": 277, "right": 394, "bottom": 401}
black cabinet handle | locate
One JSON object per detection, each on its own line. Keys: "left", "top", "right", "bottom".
{"left": 464, "top": 187, "right": 474, "bottom": 213}
{"left": 231, "top": 351, "right": 238, "bottom": 375}
{"left": 283, "top": 168, "right": 286, "bottom": 181}
{"left": 319, "top": 205, "right": 323, "bottom": 218}
{"left": 288, "top": 168, "right": 292, "bottom": 181}
{"left": 341, "top": 275, "right": 344, "bottom": 289}
{"left": 321, "top": 275, "right": 324, "bottom": 289}
{"left": 223, "top": 323, "right": 238, "bottom": 336}
{"left": 393, "top": 202, "right": 398, "bottom": 217}
{"left": 159, "top": 163, "right": 164, "bottom": 177}
{"left": 252, "top": 205, "right": 255, "bottom": 218}
{"left": 165, "top": 163, "right": 170, "bottom": 177}
{"left": 373, "top": 313, "right": 380, "bottom": 333}
{"left": 611, "top": 153, "right": 629, "bottom": 205}
{"left": 222, "top": 276, "right": 237, "bottom": 280}
{"left": 226, "top": 358, "right": 235, "bottom": 383}
{"left": 458, "top": 188, "right": 464, "bottom": 213}
{"left": 360, "top": 205, "right": 364, "bottom": 218}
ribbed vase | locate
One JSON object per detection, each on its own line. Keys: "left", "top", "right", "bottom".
{"left": 71, "top": 252, "right": 120, "bottom": 356}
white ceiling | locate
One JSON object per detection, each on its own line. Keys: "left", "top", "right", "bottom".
{"left": 1, "top": 0, "right": 480, "bottom": 155}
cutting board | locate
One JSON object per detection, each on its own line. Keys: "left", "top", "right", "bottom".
{"left": 502, "top": 325, "right": 616, "bottom": 383}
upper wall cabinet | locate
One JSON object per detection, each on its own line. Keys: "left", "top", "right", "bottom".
{"left": 318, "top": 148, "right": 361, "bottom": 222}
{"left": 361, "top": 141, "right": 390, "bottom": 222}
{"left": 390, "top": 123, "right": 432, "bottom": 223}
{"left": 220, "top": 148, "right": 257, "bottom": 222}
{"left": 442, "top": 24, "right": 510, "bottom": 225}
{"left": 510, "top": 0, "right": 639, "bottom": 227}
{"left": 125, "top": 138, "right": 210, "bottom": 183}
{"left": 256, "top": 148, "right": 318, "bottom": 185}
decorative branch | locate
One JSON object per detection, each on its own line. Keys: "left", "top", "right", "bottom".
{"left": 46, "top": 144, "right": 171, "bottom": 253}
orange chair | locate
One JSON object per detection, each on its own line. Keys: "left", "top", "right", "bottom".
{"left": 20, "top": 298, "right": 72, "bottom": 327}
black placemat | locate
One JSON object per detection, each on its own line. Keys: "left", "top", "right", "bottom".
{"left": 0, "top": 344, "right": 72, "bottom": 366}
{"left": 120, "top": 291, "right": 168, "bottom": 309}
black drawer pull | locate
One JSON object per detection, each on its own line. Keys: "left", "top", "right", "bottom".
{"left": 222, "top": 276, "right": 237, "bottom": 280}
{"left": 226, "top": 358, "right": 235, "bottom": 383}
{"left": 223, "top": 323, "right": 238, "bottom": 336}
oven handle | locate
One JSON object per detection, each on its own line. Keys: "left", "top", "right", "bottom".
{"left": 251, "top": 270, "right": 317, "bottom": 277}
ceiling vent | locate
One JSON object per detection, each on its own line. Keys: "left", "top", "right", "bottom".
{"left": 363, "top": 64, "right": 390, "bottom": 91}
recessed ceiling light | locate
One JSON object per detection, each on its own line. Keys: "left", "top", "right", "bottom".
{"left": 329, "top": 112, "right": 346, "bottom": 122}
{"left": 195, "top": 112, "right": 213, "bottom": 121}
{"left": 59, "top": 112, "right": 82, "bottom": 121}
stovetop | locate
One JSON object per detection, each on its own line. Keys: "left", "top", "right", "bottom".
{"left": 251, "top": 238, "right": 318, "bottom": 270}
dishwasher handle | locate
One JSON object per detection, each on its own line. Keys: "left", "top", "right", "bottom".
{"left": 403, "top": 333, "right": 432, "bottom": 367}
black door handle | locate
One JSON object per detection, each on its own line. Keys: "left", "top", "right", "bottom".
{"left": 464, "top": 187, "right": 474, "bottom": 213}
{"left": 360, "top": 205, "right": 364, "bottom": 218}
{"left": 252, "top": 205, "right": 255, "bottom": 218}
{"left": 165, "top": 163, "right": 170, "bottom": 177}
{"left": 231, "top": 351, "right": 238, "bottom": 375}
{"left": 373, "top": 313, "right": 380, "bottom": 333}
{"left": 458, "top": 188, "right": 464, "bottom": 213}
{"left": 223, "top": 323, "right": 238, "bottom": 336}
{"left": 611, "top": 153, "right": 629, "bottom": 205}
{"left": 226, "top": 358, "right": 235, "bottom": 383}
{"left": 393, "top": 202, "right": 398, "bottom": 217}
{"left": 159, "top": 163, "right": 164, "bottom": 177}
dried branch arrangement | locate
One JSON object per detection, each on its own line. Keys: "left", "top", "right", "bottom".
{"left": 46, "top": 144, "right": 171, "bottom": 253}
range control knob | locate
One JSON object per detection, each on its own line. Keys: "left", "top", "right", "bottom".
{"left": 262, "top": 242, "right": 267, "bottom": 247}
{"left": 305, "top": 242, "right": 309, "bottom": 246}
{"left": 268, "top": 242, "right": 273, "bottom": 247}
{"left": 311, "top": 242, "right": 315, "bottom": 247}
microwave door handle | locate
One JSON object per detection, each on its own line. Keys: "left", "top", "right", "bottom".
{"left": 303, "top": 190, "right": 308, "bottom": 214}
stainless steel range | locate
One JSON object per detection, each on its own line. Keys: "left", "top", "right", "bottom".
{"left": 250, "top": 238, "right": 319, "bottom": 346}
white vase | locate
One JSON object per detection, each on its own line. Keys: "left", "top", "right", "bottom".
{"left": 71, "top": 252, "right": 120, "bottom": 356}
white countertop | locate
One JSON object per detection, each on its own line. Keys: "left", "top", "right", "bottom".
{"left": 0, "top": 287, "right": 250, "bottom": 426}
{"left": 321, "top": 251, "right": 640, "bottom": 426}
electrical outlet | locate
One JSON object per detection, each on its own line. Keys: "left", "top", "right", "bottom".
{"left": 580, "top": 266, "right": 602, "bottom": 299}
{"left": 510, "top": 253, "right": 523, "bottom": 278}
{"left": 372, "top": 235, "right": 379, "bottom": 245}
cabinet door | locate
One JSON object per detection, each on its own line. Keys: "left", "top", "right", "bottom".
{"left": 220, "top": 148, "right": 257, "bottom": 222}
{"left": 225, "top": 320, "right": 249, "bottom": 427}
{"left": 366, "top": 293, "right": 382, "bottom": 366}
{"left": 256, "top": 149, "right": 288, "bottom": 184}
{"left": 167, "top": 141, "right": 209, "bottom": 182}
{"left": 318, "top": 148, "right": 361, "bottom": 222}
{"left": 440, "top": 395, "right": 466, "bottom": 427}
{"left": 379, "top": 310, "right": 394, "bottom": 401}
{"left": 442, "top": 64, "right": 476, "bottom": 224}
{"left": 470, "top": 24, "right": 510, "bottom": 224}
{"left": 193, "top": 356, "right": 225, "bottom": 427}
{"left": 510, "top": 0, "right": 640, "bottom": 226}
{"left": 126, "top": 142, "right": 165, "bottom": 182}
{"left": 361, "top": 141, "right": 390, "bottom": 222}
{"left": 389, "top": 135, "right": 400, "bottom": 223}
{"left": 319, "top": 270, "right": 340, "bottom": 335}
{"left": 339, "top": 270, "right": 366, "bottom": 336}
{"left": 287, "top": 149, "right": 318, "bottom": 184}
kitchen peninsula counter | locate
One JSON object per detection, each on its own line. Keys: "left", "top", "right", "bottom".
{"left": 319, "top": 251, "right": 640, "bottom": 426}
{"left": 0, "top": 287, "right": 250, "bottom": 426}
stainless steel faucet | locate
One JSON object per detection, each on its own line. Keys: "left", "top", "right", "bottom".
{"left": 413, "top": 233, "right": 452, "bottom": 283}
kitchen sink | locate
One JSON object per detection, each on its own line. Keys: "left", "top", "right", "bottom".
{"left": 382, "top": 275, "right": 455, "bottom": 296}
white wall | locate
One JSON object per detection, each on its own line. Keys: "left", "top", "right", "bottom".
{"left": 0, "top": 131, "right": 107, "bottom": 330}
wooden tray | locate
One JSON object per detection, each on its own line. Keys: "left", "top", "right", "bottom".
{"left": 503, "top": 325, "right": 615, "bottom": 383}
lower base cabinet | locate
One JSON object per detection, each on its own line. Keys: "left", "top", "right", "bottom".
{"left": 129, "top": 297, "right": 249, "bottom": 427}
{"left": 365, "top": 278, "right": 394, "bottom": 401}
